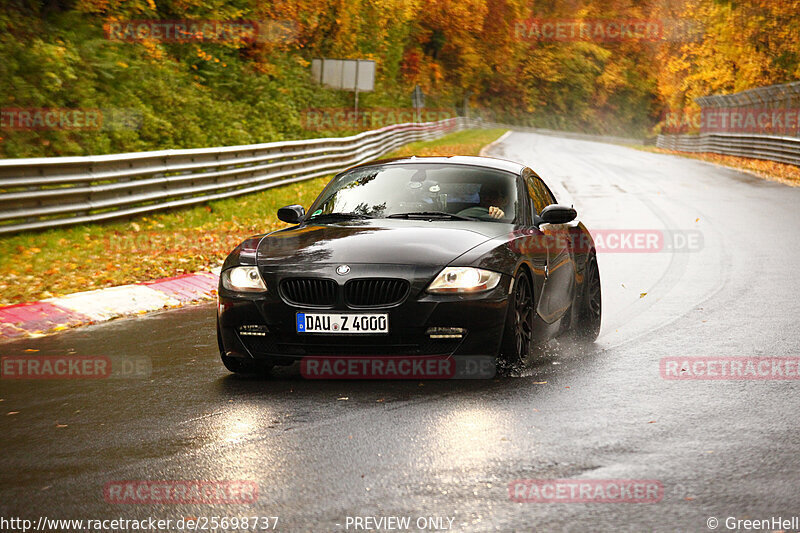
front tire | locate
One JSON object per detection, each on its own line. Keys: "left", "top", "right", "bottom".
{"left": 220, "top": 353, "right": 264, "bottom": 374}
{"left": 498, "top": 270, "right": 534, "bottom": 374}
{"left": 575, "top": 255, "right": 601, "bottom": 342}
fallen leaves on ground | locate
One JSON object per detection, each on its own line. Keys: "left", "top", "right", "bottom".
{"left": 654, "top": 149, "right": 800, "bottom": 186}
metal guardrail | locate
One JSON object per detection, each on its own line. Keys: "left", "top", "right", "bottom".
{"left": 660, "top": 81, "right": 800, "bottom": 165}
{"left": 695, "top": 81, "right": 800, "bottom": 108}
{"left": 0, "top": 117, "right": 477, "bottom": 235}
{"left": 17, "top": 114, "right": 790, "bottom": 237}
{"left": 656, "top": 132, "right": 800, "bottom": 167}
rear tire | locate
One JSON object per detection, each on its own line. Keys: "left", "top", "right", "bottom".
{"left": 575, "top": 255, "right": 601, "bottom": 342}
{"left": 498, "top": 270, "right": 534, "bottom": 375}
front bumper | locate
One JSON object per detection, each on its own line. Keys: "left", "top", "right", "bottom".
{"left": 217, "top": 264, "right": 512, "bottom": 362}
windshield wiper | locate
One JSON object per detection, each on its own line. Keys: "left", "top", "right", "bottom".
{"left": 308, "top": 212, "right": 374, "bottom": 221}
{"left": 387, "top": 211, "right": 475, "bottom": 221}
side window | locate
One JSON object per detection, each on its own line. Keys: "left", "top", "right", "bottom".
{"left": 525, "top": 175, "right": 554, "bottom": 215}
{"left": 539, "top": 179, "right": 557, "bottom": 206}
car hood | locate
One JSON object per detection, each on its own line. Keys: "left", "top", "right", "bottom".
{"left": 256, "top": 219, "right": 510, "bottom": 267}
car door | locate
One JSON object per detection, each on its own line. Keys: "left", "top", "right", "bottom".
{"left": 524, "top": 170, "right": 575, "bottom": 323}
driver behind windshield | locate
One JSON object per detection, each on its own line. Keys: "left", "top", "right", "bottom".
{"left": 457, "top": 181, "right": 511, "bottom": 220}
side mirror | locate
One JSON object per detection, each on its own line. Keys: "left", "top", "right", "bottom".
{"left": 277, "top": 204, "right": 305, "bottom": 224}
{"left": 540, "top": 204, "right": 577, "bottom": 225}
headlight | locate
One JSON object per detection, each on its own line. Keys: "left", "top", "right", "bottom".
{"left": 221, "top": 266, "right": 267, "bottom": 292}
{"left": 426, "top": 267, "right": 501, "bottom": 293}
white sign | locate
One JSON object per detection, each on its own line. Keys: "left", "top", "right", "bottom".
{"left": 311, "top": 58, "right": 375, "bottom": 92}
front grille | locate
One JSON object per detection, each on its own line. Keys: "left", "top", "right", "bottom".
{"left": 344, "top": 278, "right": 409, "bottom": 307}
{"left": 280, "top": 278, "right": 337, "bottom": 306}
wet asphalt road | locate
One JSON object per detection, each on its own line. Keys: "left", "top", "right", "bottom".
{"left": 2, "top": 132, "right": 800, "bottom": 532}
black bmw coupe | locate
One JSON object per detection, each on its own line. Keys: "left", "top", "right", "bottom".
{"left": 216, "top": 156, "right": 601, "bottom": 375}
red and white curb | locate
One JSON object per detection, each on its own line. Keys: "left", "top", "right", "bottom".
{"left": 0, "top": 271, "right": 219, "bottom": 340}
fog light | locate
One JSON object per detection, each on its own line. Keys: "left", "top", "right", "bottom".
{"left": 426, "top": 327, "right": 467, "bottom": 339}
{"left": 238, "top": 325, "right": 269, "bottom": 337}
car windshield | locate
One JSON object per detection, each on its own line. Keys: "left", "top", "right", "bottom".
{"left": 307, "top": 163, "right": 518, "bottom": 223}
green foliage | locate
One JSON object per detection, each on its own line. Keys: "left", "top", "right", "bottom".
{"left": 0, "top": 4, "right": 355, "bottom": 157}
{"left": 1, "top": 0, "right": 798, "bottom": 157}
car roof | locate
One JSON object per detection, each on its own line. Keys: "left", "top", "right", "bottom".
{"left": 345, "top": 155, "right": 526, "bottom": 175}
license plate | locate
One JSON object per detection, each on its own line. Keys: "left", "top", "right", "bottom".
{"left": 296, "top": 313, "right": 389, "bottom": 334}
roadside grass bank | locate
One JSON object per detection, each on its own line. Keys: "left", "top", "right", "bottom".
{"left": 0, "top": 129, "right": 507, "bottom": 306}
{"left": 637, "top": 147, "right": 800, "bottom": 187}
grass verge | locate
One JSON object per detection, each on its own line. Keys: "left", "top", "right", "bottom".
{"left": 0, "top": 128, "right": 507, "bottom": 306}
